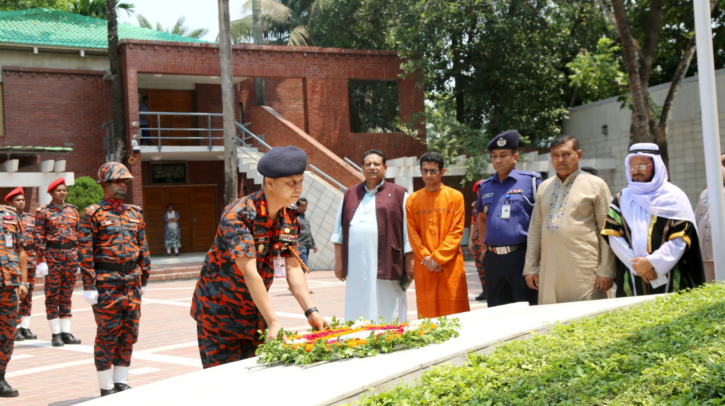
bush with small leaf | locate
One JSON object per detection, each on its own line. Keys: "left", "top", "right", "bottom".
{"left": 352, "top": 284, "right": 725, "bottom": 405}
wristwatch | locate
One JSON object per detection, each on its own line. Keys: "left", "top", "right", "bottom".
{"left": 304, "top": 307, "right": 318, "bottom": 318}
{"left": 20, "top": 282, "right": 29, "bottom": 288}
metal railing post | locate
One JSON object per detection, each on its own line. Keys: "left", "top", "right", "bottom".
{"left": 207, "top": 115, "right": 212, "bottom": 151}
{"left": 156, "top": 113, "right": 162, "bottom": 152}
{"left": 344, "top": 157, "right": 363, "bottom": 173}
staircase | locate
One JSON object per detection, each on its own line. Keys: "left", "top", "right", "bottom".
{"left": 236, "top": 140, "right": 342, "bottom": 272}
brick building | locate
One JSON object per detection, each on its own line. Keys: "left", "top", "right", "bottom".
{"left": 0, "top": 8, "right": 426, "bottom": 257}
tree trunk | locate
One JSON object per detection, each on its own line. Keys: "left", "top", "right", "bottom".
{"left": 451, "top": 35, "right": 465, "bottom": 123}
{"left": 610, "top": 0, "right": 651, "bottom": 145}
{"left": 253, "top": 0, "right": 265, "bottom": 106}
{"left": 106, "top": 0, "right": 126, "bottom": 162}
{"left": 218, "top": 0, "right": 239, "bottom": 204}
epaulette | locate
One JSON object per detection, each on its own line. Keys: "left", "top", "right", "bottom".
{"left": 36, "top": 207, "right": 43, "bottom": 212}
{"left": 84, "top": 204, "right": 100, "bottom": 215}
{"left": 1, "top": 205, "right": 18, "bottom": 214}
{"left": 518, "top": 171, "right": 542, "bottom": 178}
{"left": 127, "top": 204, "right": 143, "bottom": 213}
{"left": 67, "top": 203, "right": 79, "bottom": 210}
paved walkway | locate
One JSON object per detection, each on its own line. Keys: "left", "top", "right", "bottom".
{"left": 3, "top": 263, "right": 486, "bottom": 405}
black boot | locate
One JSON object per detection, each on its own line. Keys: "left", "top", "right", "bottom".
{"left": 100, "top": 388, "right": 117, "bottom": 397}
{"left": 0, "top": 372, "right": 19, "bottom": 398}
{"left": 114, "top": 383, "right": 132, "bottom": 392}
{"left": 19, "top": 328, "right": 37, "bottom": 340}
{"left": 51, "top": 333, "right": 64, "bottom": 347}
{"left": 61, "top": 332, "right": 81, "bottom": 345}
{"left": 475, "top": 291, "right": 487, "bottom": 301}
{"left": 14, "top": 329, "right": 24, "bottom": 342}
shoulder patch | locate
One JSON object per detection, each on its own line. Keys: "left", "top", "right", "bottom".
{"left": 2, "top": 205, "right": 17, "bottom": 214}
{"left": 518, "top": 171, "right": 542, "bottom": 178}
{"left": 84, "top": 204, "right": 100, "bottom": 214}
{"left": 238, "top": 201, "right": 257, "bottom": 222}
{"left": 36, "top": 207, "right": 43, "bottom": 212}
{"left": 127, "top": 204, "right": 144, "bottom": 214}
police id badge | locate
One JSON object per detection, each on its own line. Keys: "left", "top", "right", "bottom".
{"left": 273, "top": 256, "right": 286, "bottom": 278}
{"left": 501, "top": 204, "right": 511, "bottom": 219}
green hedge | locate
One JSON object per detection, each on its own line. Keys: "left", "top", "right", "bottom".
{"left": 352, "top": 284, "right": 725, "bottom": 406}
{"left": 66, "top": 176, "right": 103, "bottom": 214}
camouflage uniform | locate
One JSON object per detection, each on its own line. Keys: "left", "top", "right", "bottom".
{"left": 78, "top": 199, "right": 150, "bottom": 371}
{"left": 0, "top": 206, "right": 23, "bottom": 374}
{"left": 191, "top": 190, "right": 299, "bottom": 368}
{"left": 18, "top": 212, "right": 36, "bottom": 319}
{"left": 35, "top": 203, "right": 79, "bottom": 320}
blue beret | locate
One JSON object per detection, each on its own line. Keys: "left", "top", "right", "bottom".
{"left": 257, "top": 146, "right": 308, "bottom": 178}
{"left": 487, "top": 131, "right": 520, "bottom": 151}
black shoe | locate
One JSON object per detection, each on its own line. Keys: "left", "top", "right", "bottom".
{"left": 51, "top": 333, "right": 64, "bottom": 347}
{"left": 175, "top": 253, "right": 179, "bottom": 257}
{"left": 114, "top": 383, "right": 132, "bottom": 392}
{"left": 61, "top": 332, "right": 81, "bottom": 345}
{"left": 475, "top": 292, "right": 487, "bottom": 301}
{"left": 100, "top": 388, "right": 117, "bottom": 397}
{"left": 14, "top": 329, "right": 24, "bottom": 342}
{"left": 0, "top": 373, "right": 19, "bottom": 398}
{"left": 19, "top": 328, "right": 37, "bottom": 340}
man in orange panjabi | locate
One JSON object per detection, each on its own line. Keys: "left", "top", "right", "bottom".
{"left": 406, "top": 151, "right": 470, "bottom": 318}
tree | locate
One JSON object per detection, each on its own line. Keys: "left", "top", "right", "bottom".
{"left": 229, "top": 0, "right": 325, "bottom": 45}
{"left": 0, "top": 0, "right": 70, "bottom": 11}
{"left": 601, "top": 0, "right": 719, "bottom": 168}
{"left": 66, "top": 176, "right": 103, "bottom": 214}
{"left": 567, "top": 37, "right": 628, "bottom": 105}
{"left": 106, "top": 0, "right": 127, "bottom": 164}
{"left": 218, "top": 0, "right": 238, "bottom": 205}
{"left": 137, "top": 15, "right": 209, "bottom": 39}
{"left": 70, "top": 0, "right": 133, "bottom": 19}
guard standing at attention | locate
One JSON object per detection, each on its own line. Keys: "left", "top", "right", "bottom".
{"left": 35, "top": 178, "right": 81, "bottom": 346}
{"left": 78, "top": 162, "right": 150, "bottom": 397}
{"left": 476, "top": 131, "right": 541, "bottom": 307}
{"left": 4, "top": 188, "right": 38, "bottom": 340}
{"left": 192, "top": 146, "right": 326, "bottom": 368}
{"left": 0, "top": 203, "right": 29, "bottom": 397}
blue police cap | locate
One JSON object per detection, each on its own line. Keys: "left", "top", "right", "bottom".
{"left": 257, "top": 146, "right": 308, "bottom": 178}
{"left": 487, "top": 131, "right": 520, "bottom": 151}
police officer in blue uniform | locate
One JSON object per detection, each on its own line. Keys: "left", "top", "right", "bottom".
{"left": 476, "top": 131, "right": 541, "bottom": 307}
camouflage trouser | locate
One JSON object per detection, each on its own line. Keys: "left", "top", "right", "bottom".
{"left": 19, "top": 267, "right": 36, "bottom": 318}
{"left": 196, "top": 323, "right": 260, "bottom": 369}
{"left": 0, "top": 288, "right": 19, "bottom": 373}
{"left": 471, "top": 240, "right": 485, "bottom": 288}
{"left": 92, "top": 286, "right": 141, "bottom": 371}
{"left": 45, "top": 247, "right": 78, "bottom": 320}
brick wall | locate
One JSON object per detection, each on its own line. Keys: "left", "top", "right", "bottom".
{"left": 240, "top": 78, "right": 306, "bottom": 131}
{"left": 251, "top": 106, "right": 364, "bottom": 188}
{"left": 1, "top": 66, "right": 111, "bottom": 208}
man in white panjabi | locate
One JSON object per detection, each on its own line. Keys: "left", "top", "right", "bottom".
{"left": 524, "top": 136, "right": 615, "bottom": 304}
{"left": 331, "top": 150, "right": 414, "bottom": 323}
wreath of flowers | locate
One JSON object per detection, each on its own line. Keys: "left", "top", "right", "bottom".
{"left": 255, "top": 316, "right": 461, "bottom": 366}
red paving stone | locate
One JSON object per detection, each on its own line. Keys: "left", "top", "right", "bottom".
{"left": 3, "top": 262, "right": 485, "bottom": 405}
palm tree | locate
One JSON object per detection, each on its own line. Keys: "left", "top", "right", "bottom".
{"left": 71, "top": 0, "right": 133, "bottom": 19}
{"left": 228, "top": 0, "right": 326, "bottom": 46}
{"left": 137, "top": 15, "right": 209, "bottom": 39}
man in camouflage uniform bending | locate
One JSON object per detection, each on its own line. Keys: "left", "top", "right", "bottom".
{"left": 192, "top": 146, "right": 326, "bottom": 368}
{"left": 0, "top": 202, "right": 29, "bottom": 397}
{"left": 78, "top": 162, "right": 151, "bottom": 397}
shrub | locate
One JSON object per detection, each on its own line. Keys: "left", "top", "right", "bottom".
{"left": 352, "top": 284, "right": 725, "bottom": 406}
{"left": 66, "top": 176, "right": 103, "bottom": 214}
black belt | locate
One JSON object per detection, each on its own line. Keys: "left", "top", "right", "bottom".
{"left": 94, "top": 261, "right": 138, "bottom": 273}
{"left": 487, "top": 243, "right": 527, "bottom": 255}
{"left": 47, "top": 242, "right": 76, "bottom": 249}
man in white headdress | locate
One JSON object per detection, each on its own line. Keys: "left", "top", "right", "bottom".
{"left": 601, "top": 143, "right": 706, "bottom": 297}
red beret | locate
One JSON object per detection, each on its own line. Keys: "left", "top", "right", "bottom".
{"left": 47, "top": 178, "right": 66, "bottom": 193}
{"left": 472, "top": 180, "right": 484, "bottom": 193}
{"left": 4, "top": 187, "right": 24, "bottom": 202}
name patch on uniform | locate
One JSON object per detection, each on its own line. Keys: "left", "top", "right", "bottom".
{"left": 254, "top": 236, "right": 270, "bottom": 243}
{"left": 101, "top": 220, "right": 116, "bottom": 227}
{"left": 128, "top": 219, "right": 141, "bottom": 224}
{"left": 506, "top": 190, "right": 524, "bottom": 194}
{"left": 482, "top": 193, "right": 494, "bottom": 199}
{"left": 279, "top": 234, "right": 295, "bottom": 242}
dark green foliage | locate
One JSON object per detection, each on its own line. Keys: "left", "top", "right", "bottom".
{"left": 66, "top": 176, "right": 103, "bottom": 214}
{"left": 352, "top": 284, "right": 725, "bottom": 405}
{"left": 348, "top": 80, "right": 400, "bottom": 133}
